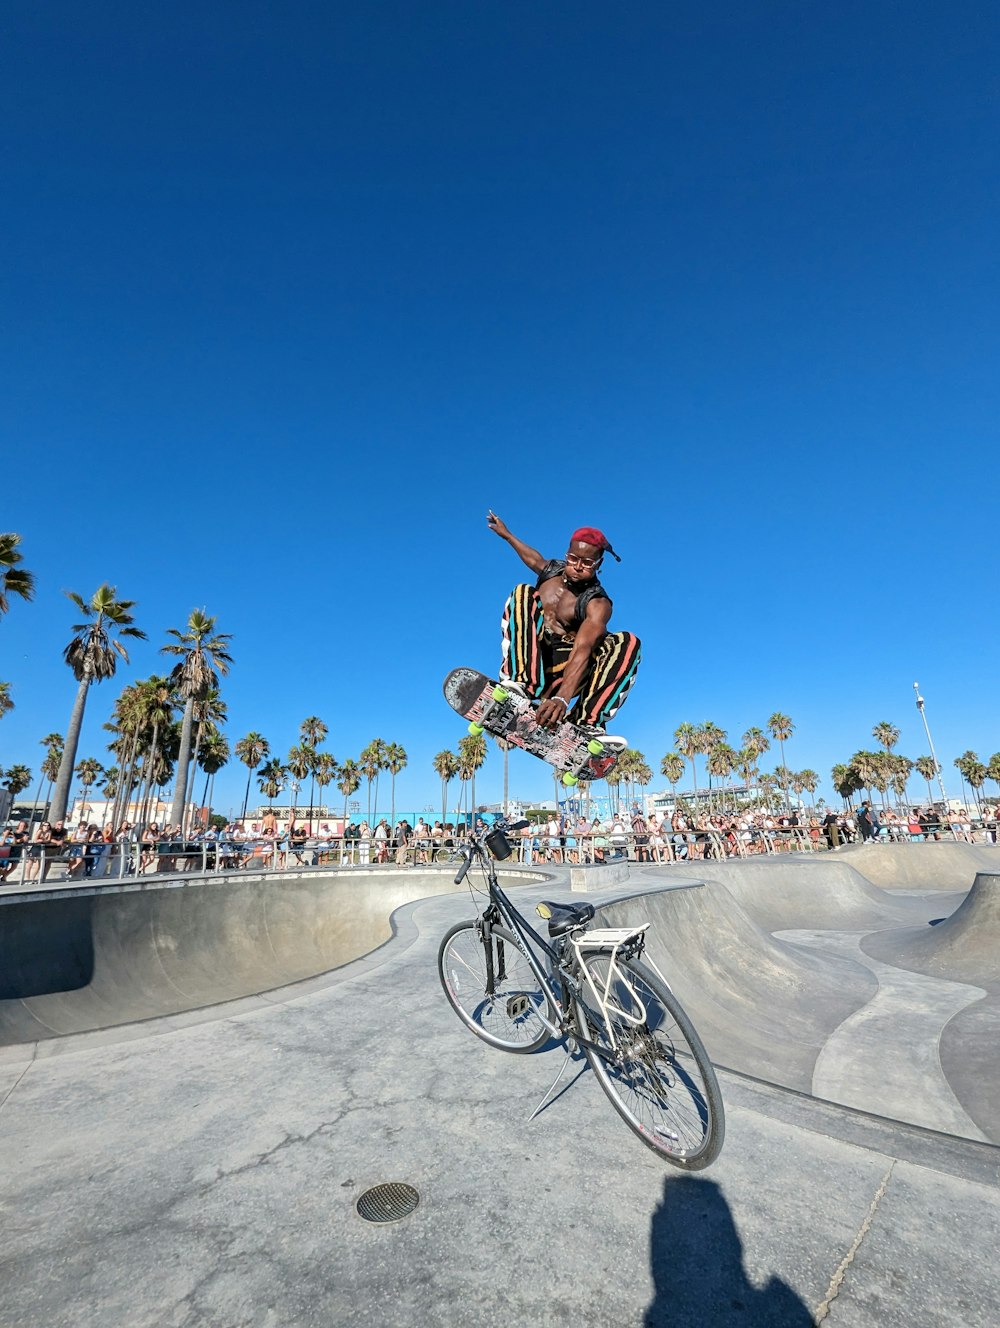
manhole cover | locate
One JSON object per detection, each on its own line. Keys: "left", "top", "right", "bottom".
{"left": 356, "top": 1182, "right": 420, "bottom": 1223}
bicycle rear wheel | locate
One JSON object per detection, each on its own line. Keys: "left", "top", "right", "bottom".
{"left": 574, "top": 954, "right": 724, "bottom": 1168}
{"left": 438, "top": 921, "right": 554, "bottom": 1053}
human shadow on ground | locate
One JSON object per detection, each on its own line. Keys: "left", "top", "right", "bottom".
{"left": 645, "top": 1176, "right": 813, "bottom": 1327}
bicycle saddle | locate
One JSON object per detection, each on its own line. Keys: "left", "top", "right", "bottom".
{"left": 536, "top": 900, "right": 595, "bottom": 937}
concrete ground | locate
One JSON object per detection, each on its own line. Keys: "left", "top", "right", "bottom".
{"left": 1, "top": 849, "right": 999, "bottom": 1326}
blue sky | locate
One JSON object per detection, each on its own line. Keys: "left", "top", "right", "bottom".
{"left": 3, "top": 1, "right": 999, "bottom": 816}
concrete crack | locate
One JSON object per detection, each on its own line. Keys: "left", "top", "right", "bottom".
{"left": 0, "top": 1056, "right": 35, "bottom": 1115}
{"left": 814, "top": 1160, "right": 895, "bottom": 1323}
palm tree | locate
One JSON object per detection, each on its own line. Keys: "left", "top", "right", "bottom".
{"left": 286, "top": 745, "right": 312, "bottom": 818}
{"left": 828, "top": 764, "right": 855, "bottom": 802}
{"left": 105, "top": 680, "right": 157, "bottom": 827}
{"left": 0, "top": 533, "right": 35, "bottom": 615}
{"left": 197, "top": 729, "right": 230, "bottom": 817}
{"left": 2, "top": 763, "right": 32, "bottom": 800}
{"left": 40, "top": 738, "right": 64, "bottom": 814}
{"left": 313, "top": 752, "right": 338, "bottom": 820}
{"left": 337, "top": 758, "right": 362, "bottom": 822}
{"left": 797, "top": 768, "right": 819, "bottom": 811}
{"left": 74, "top": 757, "right": 103, "bottom": 820}
{"left": 185, "top": 688, "right": 227, "bottom": 831}
{"left": 0, "top": 681, "right": 14, "bottom": 720}
{"left": 734, "top": 747, "right": 755, "bottom": 804}
{"left": 632, "top": 755, "right": 653, "bottom": 813}
{"left": 458, "top": 733, "right": 487, "bottom": 824}
{"left": 433, "top": 750, "right": 459, "bottom": 825}
{"left": 100, "top": 765, "right": 120, "bottom": 803}
{"left": 914, "top": 755, "right": 938, "bottom": 807}
{"left": 107, "top": 675, "right": 173, "bottom": 829}
{"left": 161, "top": 611, "right": 232, "bottom": 831}
{"left": 987, "top": 753, "right": 1000, "bottom": 803}
{"left": 359, "top": 739, "right": 387, "bottom": 822}
{"left": 384, "top": 743, "right": 408, "bottom": 829}
{"left": 235, "top": 733, "right": 270, "bottom": 819}
{"left": 137, "top": 716, "right": 181, "bottom": 825}
{"left": 131, "top": 676, "right": 176, "bottom": 829}
{"left": 697, "top": 722, "right": 726, "bottom": 806}
{"left": 872, "top": 721, "right": 900, "bottom": 754}
{"left": 848, "top": 750, "right": 879, "bottom": 804}
{"left": 706, "top": 743, "right": 736, "bottom": 812}
{"left": 50, "top": 585, "right": 146, "bottom": 824}
{"left": 29, "top": 732, "right": 62, "bottom": 819}
{"left": 300, "top": 716, "right": 328, "bottom": 748}
{"left": 871, "top": 751, "right": 894, "bottom": 809}
{"left": 605, "top": 758, "right": 624, "bottom": 816}
{"left": 740, "top": 727, "right": 770, "bottom": 797}
{"left": 660, "top": 751, "right": 684, "bottom": 807}
{"left": 965, "top": 756, "right": 987, "bottom": 813}
{"left": 767, "top": 713, "right": 795, "bottom": 812}
{"left": 299, "top": 716, "right": 328, "bottom": 821}
{"left": 257, "top": 757, "right": 288, "bottom": 804}
{"left": 953, "top": 750, "right": 977, "bottom": 809}
{"left": 889, "top": 755, "right": 913, "bottom": 808}
{"left": 673, "top": 723, "right": 700, "bottom": 807}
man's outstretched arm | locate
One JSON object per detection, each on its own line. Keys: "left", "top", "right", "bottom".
{"left": 487, "top": 511, "right": 547, "bottom": 574}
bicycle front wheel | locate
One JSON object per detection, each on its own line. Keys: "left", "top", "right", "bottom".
{"left": 574, "top": 954, "right": 724, "bottom": 1169}
{"left": 438, "top": 921, "right": 555, "bottom": 1053}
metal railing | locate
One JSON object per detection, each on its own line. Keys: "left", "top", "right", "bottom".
{"left": 0, "top": 834, "right": 483, "bottom": 886}
{"left": 4, "top": 821, "right": 998, "bottom": 889}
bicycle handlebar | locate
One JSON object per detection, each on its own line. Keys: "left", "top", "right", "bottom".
{"left": 452, "top": 818, "right": 529, "bottom": 885}
{"left": 453, "top": 851, "right": 473, "bottom": 886}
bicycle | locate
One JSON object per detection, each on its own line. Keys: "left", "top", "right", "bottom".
{"left": 437, "top": 819, "right": 724, "bottom": 1169}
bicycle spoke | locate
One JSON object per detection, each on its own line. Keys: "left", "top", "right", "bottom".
{"left": 576, "top": 954, "right": 724, "bottom": 1168}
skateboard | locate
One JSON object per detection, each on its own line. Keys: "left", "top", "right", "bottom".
{"left": 443, "top": 667, "right": 627, "bottom": 785}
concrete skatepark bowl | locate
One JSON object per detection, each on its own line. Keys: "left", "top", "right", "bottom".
{"left": 1, "top": 843, "right": 999, "bottom": 1326}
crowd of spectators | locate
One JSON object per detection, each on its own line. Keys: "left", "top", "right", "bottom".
{"left": 508, "top": 803, "right": 1000, "bottom": 865}
{"left": 3, "top": 802, "right": 997, "bottom": 884}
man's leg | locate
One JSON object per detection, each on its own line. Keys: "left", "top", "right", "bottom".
{"left": 570, "top": 632, "right": 641, "bottom": 727}
{"left": 500, "top": 585, "right": 547, "bottom": 695}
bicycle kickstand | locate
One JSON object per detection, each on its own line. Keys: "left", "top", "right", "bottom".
{"left": 526, "top": 1043, "right": 584, "bottom": 1124}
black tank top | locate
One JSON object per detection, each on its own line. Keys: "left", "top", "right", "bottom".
{"left": 535, "top": 559, "right": 612, "bottom": 631}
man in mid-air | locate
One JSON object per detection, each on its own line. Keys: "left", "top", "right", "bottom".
{"left": 486, "top": 512, "right": 640, "bottom": 737}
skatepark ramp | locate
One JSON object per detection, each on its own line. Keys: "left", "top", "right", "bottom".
{"left": 0, "top": 869, "right": 541, "bottom": 1046}
{"left": 836, "top": 841, "right": 999, "bottom": 891}
{"left": 596, "top": 880, "right": 880, "bottom": 1091}
{"left": 863, "top": 870, "right": 1000, "bottom": 985}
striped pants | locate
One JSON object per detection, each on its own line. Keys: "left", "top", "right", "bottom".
{"left": 499, "top": 584, "right": 641, "bottom": 727}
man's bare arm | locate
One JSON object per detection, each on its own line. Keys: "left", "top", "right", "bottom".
{"left": 486, "top": 511, "right": 547, "bottom": 575}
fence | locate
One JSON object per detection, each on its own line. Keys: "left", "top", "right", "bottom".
{"left": 3, "top": 820, "right": 998, "bottom": 889}
{"left": 0, "top": 834, "right": 485, "bottom": 886}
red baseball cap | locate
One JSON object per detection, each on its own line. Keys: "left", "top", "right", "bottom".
{"left": 570, "top": 527, "right": 621, "bottom": 561}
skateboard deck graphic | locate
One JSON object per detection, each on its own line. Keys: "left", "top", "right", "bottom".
{"left": 443, "top": 667, "right": 626, "bottom": 785}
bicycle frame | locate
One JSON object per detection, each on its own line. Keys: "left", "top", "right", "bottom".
{"left": 455, "top": 837, "right": 660, "bottom": 1060}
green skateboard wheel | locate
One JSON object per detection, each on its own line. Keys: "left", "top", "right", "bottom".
{"left": 561, "top": 772, "right": 579, "bottom": 786}
{"left": 586, "top": 739, "right": 605, "bottom": 756}
{"left": 492, "top": 685, "right": 509, "bottom": 702}
{"left": 468, "top": 721, "right": 484, "bottom": 736}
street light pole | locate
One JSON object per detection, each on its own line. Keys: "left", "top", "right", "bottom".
{"left": 913, "top": 682, "right": 949, "bottom": 808}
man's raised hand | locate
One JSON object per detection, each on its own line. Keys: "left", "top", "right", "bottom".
{"left": 486, "top": 510, "right": 510, "bottom": 540}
